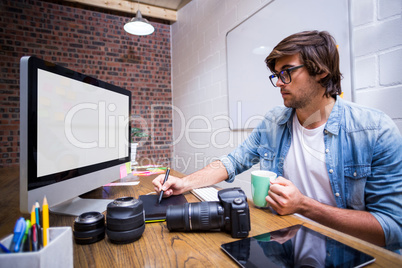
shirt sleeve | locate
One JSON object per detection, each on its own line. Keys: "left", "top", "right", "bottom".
{"left": 365, "top": 113, "right": 402, "bottom": 250}
{"left": 218, "top": 120, "right": 267, "bottom": 183}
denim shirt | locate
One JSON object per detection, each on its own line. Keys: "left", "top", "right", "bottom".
{"left": 220, "top": 96, "right": 402, "bottom": 250}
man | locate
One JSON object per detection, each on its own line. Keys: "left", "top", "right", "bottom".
{"left": 153, "top": 31, "right": 402, "bottom": 250}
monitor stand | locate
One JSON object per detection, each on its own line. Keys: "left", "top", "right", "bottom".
{"left": 49, "top": 197, "right": 113, "bottom": 216}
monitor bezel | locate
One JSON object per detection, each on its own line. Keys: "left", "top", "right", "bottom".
{"left": 20, "top": 56, "right": 131, "bottom": 214}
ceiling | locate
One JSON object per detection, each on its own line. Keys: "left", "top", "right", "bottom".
{"left": 139, "top": 0, "right": 192, "bottom": 10}
{"left": 63, "top": 0, "right": 193, "bottom": 22}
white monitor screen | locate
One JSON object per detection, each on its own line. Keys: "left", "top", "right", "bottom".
{"left": 37, "top": 69, "right": 129, "bottom": 178}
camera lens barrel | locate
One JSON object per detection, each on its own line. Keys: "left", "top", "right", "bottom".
{"left": 166, "top": 188, "right": 250, "bottom": 238}
{"left": 106, "top": 197, "right": 145, "bottom": 244}
{"left": 73, "top": 211, "right": 105, "bottom": 244}
{"left": 166, "top": 202, "right": 224, "bottom": 232}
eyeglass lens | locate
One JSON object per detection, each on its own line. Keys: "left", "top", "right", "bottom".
{"left": 270, "top": 70, "right": 290, "bottom": 87}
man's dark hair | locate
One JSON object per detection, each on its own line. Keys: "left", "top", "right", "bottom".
{"left": 265, "top": 30, "right": 342, "bottom": 98}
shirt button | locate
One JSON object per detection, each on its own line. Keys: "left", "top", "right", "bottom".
{"left": 264, "top": 153, "right": 268, "bottom": 157}
{"left": 324, "top": 130, "right": 328, "bottom": 134}
{"left": 329, "top": 169, "right": 334, "bottom": 174}
{"left": 335, "top": 193, "right": 340, "bottom": 197}
{"left": 353, "top": 172, "right": 357, "bottom": 177}
{"left": 325, "top": 148, "right": 329, "bottom": 153}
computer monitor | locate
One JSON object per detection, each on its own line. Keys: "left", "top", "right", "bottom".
{"left": 20, "top": 56, "right": 131, "bottom": 216}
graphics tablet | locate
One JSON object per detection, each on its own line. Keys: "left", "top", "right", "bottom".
{"left": 139, "top": 194, "right": 187, "bottom": 223}
{"left": 221, "top": 225, "right": 375, "bottom": 268}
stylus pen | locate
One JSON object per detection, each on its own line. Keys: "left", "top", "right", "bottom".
{"left": 158, "top": 168, "right": 170, "bottom": 204}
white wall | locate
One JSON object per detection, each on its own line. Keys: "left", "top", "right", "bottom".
{"left": 351, "top": 0, "right": 402, "bottom": 131}
{"left": 171, "top": 0, "right": 402, "bottom": 198}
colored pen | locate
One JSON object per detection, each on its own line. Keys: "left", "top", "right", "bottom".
{"left": 35, "top": 201, "right": 41, "bottom": 226}
{"left": 31, "top": 224, "right": 38, "bottom": 251}
{"left": 35, "top": 202, "right": 42, "bottom": 248}
{"left": 9, "top": 217, "right": 26, "bottom": 252}
{"left": 20, "top": 219, "right": 31, "bottom": 252}
{"left": 23, "top": 220, "right": 32, "bottom": 252}
{"left": 42, "top": 196, "right": 49, "bottom": 247}
{"left": 158, "top": 168, "right": 170, "bottom": 204}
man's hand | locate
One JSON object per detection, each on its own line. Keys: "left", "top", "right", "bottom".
{"left": 266, "top": 176, "right": 385, "bottom": 246}
{"left": 266, "top": 176, "right": 306, "bottom": 215}
{"left": 152, "top": 160, "right": 229, "bottom": 199}
{"left": 152, "top": 174, "right": 185, "bottom": 197}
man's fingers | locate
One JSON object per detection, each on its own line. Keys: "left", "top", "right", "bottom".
{"left": 153, "top": 175, "right": 184, "bottom": 196}
{"left": 269, "top": 182, "right": 287, "bottom": 195}
{"left": 152, "top": 174, "right": 167, "bottom": 192}
{"left": 267, "top": 188, "right": 281, "bottom": 203}
{"left": 163, "top": 189, "right": 173, "bottom": 197}
{"left": 161, "top": 180, "right": 173, "bottom": 191}
{"left": 270, "top": 176, "right": 290, "bottom": 186}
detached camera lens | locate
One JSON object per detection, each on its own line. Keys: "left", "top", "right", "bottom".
{"left": 73, "top": 211, "right": 105, "bottom": 245}
{"left": 106, "top": 197, "right": 145, "bottom": 244}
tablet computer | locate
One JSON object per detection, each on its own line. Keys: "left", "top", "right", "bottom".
{"left": 221, "top": 225, "right": 375, "bottom": 268}
{"left": 139, "top": 194, "right": 187, "bottom": 223}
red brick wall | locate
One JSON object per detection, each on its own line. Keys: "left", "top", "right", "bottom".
{"left": 0, "top": 0, "right": 172, "bottom": 168}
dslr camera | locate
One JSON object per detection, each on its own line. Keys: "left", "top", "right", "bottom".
{"left": 166, "top": 188, "right": 250, "bottom": 238}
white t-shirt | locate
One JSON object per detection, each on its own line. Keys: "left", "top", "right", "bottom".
{"left": 283, "top": 114, "right": 336, "bottom": 207}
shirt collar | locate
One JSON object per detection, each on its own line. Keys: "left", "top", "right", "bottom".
{"left": 325, "top": 95, "right": 342, "bottom": 135}
{"left": 279, "top": 107, "right": 294, "bottom": 125}
{"left": 281, "top": 95, "right": 343, "bottom": 135}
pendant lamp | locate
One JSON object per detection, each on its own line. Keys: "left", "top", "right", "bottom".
{"left": 124, "top": 7, "right": 155, "bottom": 36}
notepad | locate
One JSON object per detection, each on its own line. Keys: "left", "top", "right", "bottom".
{"left": 139, "top": 194, "right": 187, "bottom": 223}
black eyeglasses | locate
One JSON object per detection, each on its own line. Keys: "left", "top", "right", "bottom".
{"left": 269, "top": 64, "right": 304, "bottom": 87}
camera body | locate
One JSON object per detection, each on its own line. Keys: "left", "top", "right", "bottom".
{"left": 218, "top": 188, "right": 250, "bottom": 238}
{"left": 166, "top": 187, "right": 250, "bottom": 238}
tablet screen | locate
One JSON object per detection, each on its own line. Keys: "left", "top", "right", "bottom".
{"left": 221, "top": 225, "right": 375, "bottom": 268}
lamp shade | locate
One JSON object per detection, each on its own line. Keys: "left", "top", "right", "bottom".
{"left": 124, "top": 10, "right": 155, "bottom": 36}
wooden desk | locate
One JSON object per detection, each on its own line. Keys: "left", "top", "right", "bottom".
{"left": 0, "top": 166, "right": 401, "bottom": 267}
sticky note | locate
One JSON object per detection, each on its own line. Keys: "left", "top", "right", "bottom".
{"left": 126, "top": 162, "right": 131, "bottom": 174}
{"left": 120, "top": 165, "right": 127, "bottom": 178}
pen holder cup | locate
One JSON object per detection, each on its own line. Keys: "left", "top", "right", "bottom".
{"left": 0, "top": 227, "right": 73, "bottom": 268}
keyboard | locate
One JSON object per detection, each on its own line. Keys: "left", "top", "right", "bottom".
{"left": 191, "top": 187, "right": 219, "bottom": 202}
